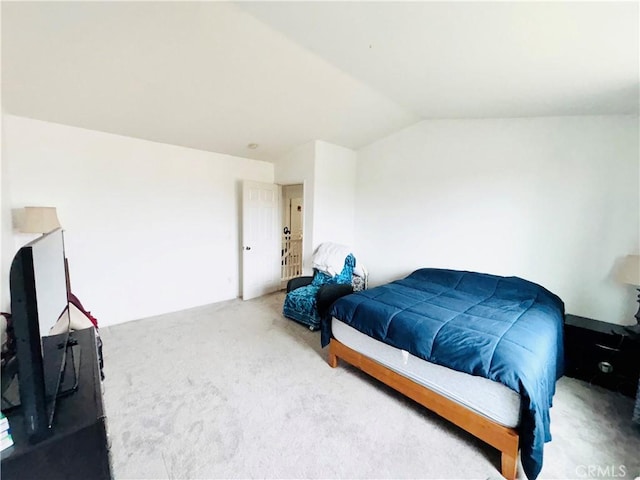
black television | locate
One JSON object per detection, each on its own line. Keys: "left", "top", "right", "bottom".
{"left": 3, "top": 228, "right": 77, "bottom": 443}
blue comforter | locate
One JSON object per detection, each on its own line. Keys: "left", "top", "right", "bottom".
{"left": 329, "top": 268, "right": 564, "bottom": 480}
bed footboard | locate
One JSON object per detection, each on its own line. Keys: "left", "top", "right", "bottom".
{"left": 328, "top": 339, "right": 519, "bottom": 480}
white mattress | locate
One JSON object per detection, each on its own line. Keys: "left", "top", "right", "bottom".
{"left": 332, "top": 318, "right": 521, "bottom": 428}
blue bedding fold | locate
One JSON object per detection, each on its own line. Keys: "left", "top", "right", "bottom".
{"left": 329, "top": 268, "right": 564, "bottom": 480}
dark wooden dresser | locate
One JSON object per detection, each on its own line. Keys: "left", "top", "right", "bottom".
{"left": 1, "top": 327, "right": 111, "bottom": 480}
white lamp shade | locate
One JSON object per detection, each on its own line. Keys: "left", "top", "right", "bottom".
{"left": 617, "top": 255, "right": 640, "bottom": 286}
{"left": 21, "top": 206, "right": 61, "bottom": 234}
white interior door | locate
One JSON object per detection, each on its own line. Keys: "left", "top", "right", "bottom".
{"left": 242, "top": 181, "right": 281, "bottom": 300}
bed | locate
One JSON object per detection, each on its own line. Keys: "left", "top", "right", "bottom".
{"left": 324, "top": 268, "right": 564, "bottom": 480}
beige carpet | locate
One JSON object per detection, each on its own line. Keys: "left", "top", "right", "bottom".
{"left": 100, "top": 292, "right": 640, "bottom": 479}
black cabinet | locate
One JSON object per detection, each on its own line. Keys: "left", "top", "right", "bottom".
{"left": 1, "top": 327, "right": 111, "bottom": 479}
{"left": 564, "top": 314, "right": 640, "bottom": 397}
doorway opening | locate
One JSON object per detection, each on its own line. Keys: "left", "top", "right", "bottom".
{"left": 281, "top": 184, "right": 303, "bottom": 285}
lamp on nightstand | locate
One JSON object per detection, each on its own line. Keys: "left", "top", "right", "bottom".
{"left": 616, "top": 255, "right": 640, "bottom": 331}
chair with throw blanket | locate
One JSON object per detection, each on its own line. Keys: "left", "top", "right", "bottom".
{"left": 283, "top": 244, "right": 367, "bottom": 331}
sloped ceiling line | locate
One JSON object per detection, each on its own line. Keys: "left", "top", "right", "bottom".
{"left": 2, "top": 1, "right": 638, "bottom": 162}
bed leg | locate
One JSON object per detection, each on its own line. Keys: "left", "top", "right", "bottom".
{"left": 327, "top": 352, "right": 338, "bottom": 368}
{"left": 501, "top": 450, "right": 517, "bottom": 480}
{"left": 327, "top": 342, "right": 338, "bottom": 368}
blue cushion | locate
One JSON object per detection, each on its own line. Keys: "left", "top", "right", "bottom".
{"left": 312, "top": 270, "right": 333, "bottom": 286}
{"left": 327, "top": 254, "right": 355, "bottom": 285}
{"left": 283, "top": 254, "right": 356, "bottom": 329}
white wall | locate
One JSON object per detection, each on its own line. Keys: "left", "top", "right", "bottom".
{"left": 274, "top": 141, "right": 315, "bottom": 274}
{"left": 313, "top": 140, "right": 357, "bottom": 250}
{"left": 0, "top": 116, "right": 10, "bottom": 311}
{"left": 355, "top": 116, "right": 639, "bottom": 325}
{"left": 0, "top": 115, "right": 16, "bottom": 314}
{"left": 275, "top": 140, "right": 358, "bottom": 274}
{"left": 2, "top": 115, "right": 273, "bottom": 326}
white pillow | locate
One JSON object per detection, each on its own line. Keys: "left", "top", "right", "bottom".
{"left": 312, "top": 242, "right": 365, "bottom": 278}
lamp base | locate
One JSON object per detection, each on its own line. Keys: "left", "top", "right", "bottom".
{"left": 626, "top": 289, "right": 640, "bottom": 338}
{"left": 624, "top": 324, "right": 640, "bottom": 340}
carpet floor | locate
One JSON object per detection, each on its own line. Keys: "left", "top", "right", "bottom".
{"left": 100, "top": 292, "right": 640, "bottom": 479}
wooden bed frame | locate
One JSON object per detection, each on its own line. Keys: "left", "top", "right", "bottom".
{"left": 328, "top": 338, "right": 520, "bottom": 480}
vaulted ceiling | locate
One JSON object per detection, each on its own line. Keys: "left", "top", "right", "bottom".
{"left": 2, "top": 2, "right": 638, "bottom": 162}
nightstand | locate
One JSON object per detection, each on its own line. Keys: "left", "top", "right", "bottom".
{"left": 564, "top": 314, "right": 640, "bottom": 397}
